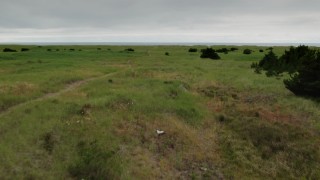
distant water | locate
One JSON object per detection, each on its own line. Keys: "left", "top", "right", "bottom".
{"left": 1, "top": 42, "right": 320, "bottom": 47}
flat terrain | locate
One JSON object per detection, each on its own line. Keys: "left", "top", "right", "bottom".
{"left": 0, "top": 45, "right": 319, "bottom": 179}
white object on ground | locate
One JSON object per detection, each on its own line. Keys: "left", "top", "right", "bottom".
{"left": 156, "top": 130, "right": 165, "bottom": 135}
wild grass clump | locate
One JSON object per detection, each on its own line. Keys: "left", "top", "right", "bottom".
{"left": 68, "top": 140, "right": 119, "bottom": 179}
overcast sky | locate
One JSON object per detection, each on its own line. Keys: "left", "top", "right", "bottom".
{"left": 1, "top": 0, "right": 319, "bottom": 43}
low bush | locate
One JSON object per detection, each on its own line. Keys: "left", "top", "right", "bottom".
{"left": 243, "top": 49, "right": 252, "bottom": 55}
{"left": 188, "top": 48, "right": 198, "bottom": 52}
{"left": 3, "top": 48, "right": 17, "bottom": 52}
{"left": 21, "top": 48, "right": 30, "bottom": 52}
{"left": 125, "top": 48, "right": 134, "bottom": 52}
{"left": 200, "top": 48, "right": 221, "bottom": 60}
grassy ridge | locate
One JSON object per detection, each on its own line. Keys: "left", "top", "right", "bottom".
{"left": 0, "top": 45, "right": 319, "bottom": 179}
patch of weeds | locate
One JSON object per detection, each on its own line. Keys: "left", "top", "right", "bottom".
{"left": 68, "top": 140, "right": 119, "bottom": 180}
{"left": 42, "top": 132, "right": 56, "bottom": 154}
{"left": 220, "top": 116, "right": 320, "bottom": 178}
{"left": 164, "top": 81, "right": 174, "bottom": 84}
{"left": 175, "top": 107, "right": 202, "bottom": 125}
{"left": 105, "top": 96, "right": 134, "bottom": 111}
{"left": 78, "top": 104, "right": 92, "bottom": 116}
{"left": 169, "top": 89, "right": 178, "bottom": 99}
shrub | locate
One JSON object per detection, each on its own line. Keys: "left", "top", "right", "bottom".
{"left": 253, "top": 45, "right": 320, "bottom": 97}
{"left": 230, "top": 47, "right": 238, "bottom": 51}
{"left": 3, "top": 48, "right": 17, "bottom": 52}
{"left": 69, "top": 49, "right": 75, "bottom": 51}
{"left": 125, "top": 48, "right": 134, "bottom": 52}
{"left": 243, "top": 49, "right": 252, "bottom": 55}
{"left": 47, "top": 49, "right": 52, "bottom": 52}
{"left": 200, "top": 48, "right": 221, "bottom": 60}
{"left": 284, "top": 50, "right": 320, "bottom": 97}
{"left": 259, "top": 49, "right": 264, "bottom": 52}
{"left": 21, "top": 48, "right": 30, "bottom": 52}
{"left": 188, "top": 48, "right": 198, "bottom": 52}
{"left": 97, "top": 48, "right": 101, "bottom": 50}
{"left": 165, "top": 52, "right": 170, "bottom": 56}
{"left": 216, "top": 48, "right": 229, "bottom": 54}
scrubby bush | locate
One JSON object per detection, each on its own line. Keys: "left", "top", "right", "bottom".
{"left": 230, "top": 47, "right": 238, "bottom": 51}
{"left": 243, "top": 49, "right": 252, "bottom": 55}
{"left": 21, "top": 48, "right": 30, "bottom": 52}
{"left": 188, "top": 48, "right": 198, "bottom": 52}
{"left": 47, "top": 49, "right": 52, "bottom": 52}
{"left": 97, "top": 48, "right": 101, "bottom": 50}
{"left": 3, "top": 48, "right": 17, "bottom": 52}
{"left": 200, "top": 48, "right": 221, "bottom": 60}
{"left": 69, "top": 49, "right": 75, "bottom": 51}
{"left": 165, "top": 52, "right": 170, "bottom": 56}
{"left": 259, "top": 49, "right": 264, "bottom": 52}
{"left": 284, "top": 50, "right": 320, "bottom": 97}
{"left": 125, "top": 48, "right": 134, "bottom": 52}
{"left": 253, "top": 45, "right": 320, "bottom": 97}
{"left": 216, "top": 48, "right": 229, "bottom": 54}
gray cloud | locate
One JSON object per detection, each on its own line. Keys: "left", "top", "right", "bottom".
{"left": 1, "top": 0, "right": 320, "bottom": 42}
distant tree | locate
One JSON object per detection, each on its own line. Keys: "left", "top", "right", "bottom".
{"left": 97, "top": 48, "right": 102, "bottom": 50}
{"left": 243, "top": 49, "right": 252, "bottom": 55}
{"left": 3, "top": 48, "right": 17, "bottom": 52}
{"left": 47, "top": 49, "right": 52, "bottom": 52}
{"left": 188, "top": 48, "right": 198, "bottom": 52}
{"left": 200, "top": 48, "right": 221, "bottom": 60}
{"left": 69, "top": 49, "right": 75, "bottom": 51}
{"left": 259, "top": 49, "right": 264, "bottom": 52}
{"left": 165, "top": 52, "right": 170, "bottom": 56}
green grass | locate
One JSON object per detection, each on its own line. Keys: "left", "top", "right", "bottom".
{"left": 0, "top": 45, "right": 319, "bottom": 179}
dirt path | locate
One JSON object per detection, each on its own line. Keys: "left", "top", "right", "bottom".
{"left": 0, "top": 70, "right": 122, "bottom": 118}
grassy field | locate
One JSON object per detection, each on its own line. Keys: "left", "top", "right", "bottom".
{"left": 0, "top": 45, "right": 319, "bottom": 179}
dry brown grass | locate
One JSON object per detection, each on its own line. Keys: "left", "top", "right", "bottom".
{"left": 113, "top": 115, "right": 223, "bottom": 179}
{"left": 0, "top": 82, "right": 37, "bottom": 95}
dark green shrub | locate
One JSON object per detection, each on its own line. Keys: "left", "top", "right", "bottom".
{"left": 230, "top": 47, "right": 238, "bottom": 51}
{"left": 284, "top": 50, "right": 320, "bottom": 97}
{"left": 188, "top": 48, "right": 198, "bottom": 52}
{"left": 125, "top": 48, "right": 134, "bottom": 52}
{"left": 216, "top": 48, "right": 229, "bottom": 54}
{"left": 165, "top": 52, "right": 170, "bottom": 56}
{"left": 259, "top": 49, "right": 264, "bottom": 52}
{"left": 200, "top": 48, "right": 221, "bottom": 60}
{"left": 3, "top": 48, "right": 17, "bottom": 52}
{"left": 243, "top": 49, "right": 252, "bottom": 55}
{"left": 21, "top": 48, "right": 30, "bottom": 52}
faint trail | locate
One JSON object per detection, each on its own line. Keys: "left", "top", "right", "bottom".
{"left": 0, "top": 70, "right": 123, "bottom": 118}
